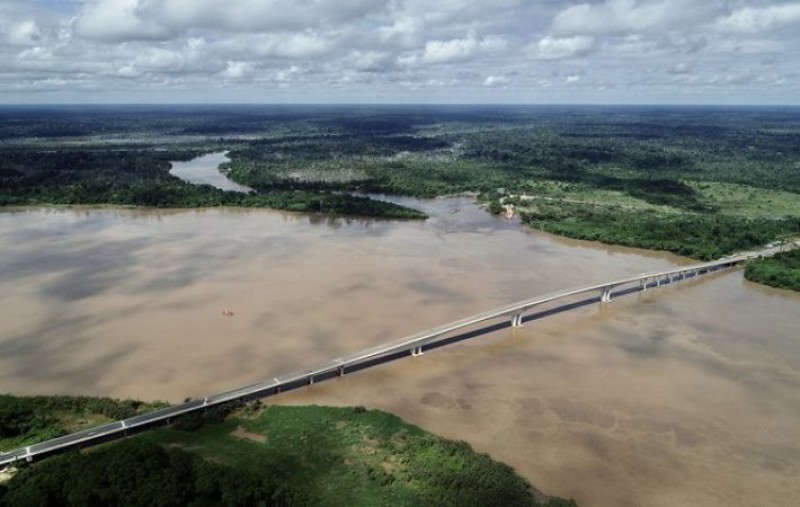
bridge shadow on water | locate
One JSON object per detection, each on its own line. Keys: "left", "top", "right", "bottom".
{"left": 267, "top": 290, "right": 650, "bottom": 398}
{"left": 7, "top": 268, "right": 729, "bottom": 464}
{"left": 264, "top": 272, "right": 718, "bottom": 398}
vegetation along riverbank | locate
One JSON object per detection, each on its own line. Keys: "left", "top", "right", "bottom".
{"left": 2, "top": 105, "right": 799, "bottom": 283}
{"left": 0, "top": 395, "right": 576, "bottom": 507}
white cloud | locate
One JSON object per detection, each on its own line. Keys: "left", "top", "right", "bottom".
{"left": 532, "top": 36, "right": 595, "bottom": 60}
{"left": 345, "top": 51, "right": 396, "bottom": 72}
{"left": 377, "top": 16, "right": 424, "bottom": 48}
{"left": 216, "top": 33, "right": 336, "bottom": 60}
{"left": 1, "top": 0, "right": 799, "bottom": 104}
{"left": 74, "top": 0, "right": 387, "bottom": 41}
{"left": 716, "top": 4, "right": 800, "bottom": 34}
{"left": 484, "top": 75, "right": 509, "bottom": 87}
{"left": 552, "top": 0, "right": 720, "bottom": 36}
{"left": 220, "top": 61, "right": 253, "bottom": 79}
{"left": 422, "top": 31, "right": 506, "bottom": 64}
{"left": 74, "top": 0, "right": 174, "bottom": 41}
{"left": 6, "top": 20, "right": 41, "bottom": 46}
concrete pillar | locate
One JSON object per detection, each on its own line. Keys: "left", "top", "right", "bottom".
{"left": 640, "top": 278, "right": 648, "bottom": 291}
{"left": 411, "top": 346, "right": 424, "bottom": 357}
{"left": 338, "top": 365, "right": 345, "bottom": 377}
{"left": 511, "top": 313, "right": 523, "bottom": 328}
{"left": 309, "top": 376, "right": 314, "bottom": 385}
{"left": 601, "top": 287, "right": 613, "bottom": 303}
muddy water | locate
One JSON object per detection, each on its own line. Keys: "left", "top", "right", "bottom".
{"left": 1, "top": 200, "right": 799, "bottom": 507}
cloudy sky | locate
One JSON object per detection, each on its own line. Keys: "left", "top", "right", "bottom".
{"left": 1, "top": 0, "right": 799, "bottom": 104}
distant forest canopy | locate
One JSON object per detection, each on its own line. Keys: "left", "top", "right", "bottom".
{"left": 1, "top": 105, "right": 799, "bottom": 260}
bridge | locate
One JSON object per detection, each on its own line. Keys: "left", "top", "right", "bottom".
{"left": 0, "top": 254, "right": 753, "bottom": 467}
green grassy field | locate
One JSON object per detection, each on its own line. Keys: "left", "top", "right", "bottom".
{"left": 1, "top": 403, "right": 576, "bottom": 507}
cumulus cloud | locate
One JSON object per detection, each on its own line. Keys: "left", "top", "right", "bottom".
{"left": 484, "top": 75, "right": 509, "bottom": 87}
{"left": 532, "top": 36, "right": 595, "bottom": 60}
{"left": 5, "top": 20, "right": 41, "bottom": 46}
{"left": 74, "top": 0, "right": 386, "bottom": 41}
{"left": 74, "top": 0, "right": 174, "bottom": 41}
{"left": 0, "top": 0, "right": 798, "bottom": 103}
{"left": 716, "top": 3, "right": 800, "bottom": 33}
{"left": 220, "top": 61, "right": 254, "bottom": 80}
{"left": 421, "top": 31, "right": 507, "bottom": 64}
{"left": 552, "top": 0, "right": 721, "bottom": 36}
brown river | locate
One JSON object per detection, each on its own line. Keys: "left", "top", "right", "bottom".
{"left": 1, "top": 198, "right": 799, "bottom": 507}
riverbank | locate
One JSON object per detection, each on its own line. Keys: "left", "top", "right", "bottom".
{"left": 744, "top": 247, "right": 800, "bottom": 292}
{"left": 0, "top": 398, "right": 577, "bottom": 507}
{"left": 2, "top": 197, "right": 800, "bottom": 506}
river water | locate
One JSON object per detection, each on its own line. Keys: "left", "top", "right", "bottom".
{"left": 169, "top": 152, "right": 253, "bottom": 193}
{"left": 1, "top": 197, "right": 799, "bottom": 506}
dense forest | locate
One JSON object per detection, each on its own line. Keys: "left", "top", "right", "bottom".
{"left": 1, "top": 105, "right": 799, "bottom": 259}
{"left": 0, "top": 399, "right": 576, "bottom": 507}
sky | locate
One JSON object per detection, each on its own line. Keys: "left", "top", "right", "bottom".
{"left": 0, "top": 0, "right": 799, "bottom": 104}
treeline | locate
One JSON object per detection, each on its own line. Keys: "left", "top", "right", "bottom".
{"left": 0, "top": 394, "right": 163, "bottom": 449}
{"left": 4, "top": 106, "right": 800, "bottom": 257}
{"left": 0, "top": 403, "right": 578, "bottom": 507}
{"left": 0, "top": 149, "right": 426, "bottom": 219}
{"left": 0, "top": 440, "right": 304, "bottom": 507}
{"left": 744, "top": 249, "right": 800, "bottom": 291}
{"left": 520, "top": 204, "right": 800, "bottom": 260}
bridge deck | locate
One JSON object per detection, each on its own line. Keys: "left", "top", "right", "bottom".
{"left": 0, "top": 254, "right": 751, "bottom": 466}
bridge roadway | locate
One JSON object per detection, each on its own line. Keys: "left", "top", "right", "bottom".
{"left": 0, "top": 254, "right": 752, "bottom": 467}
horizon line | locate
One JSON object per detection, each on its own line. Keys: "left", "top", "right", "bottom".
{"left": 0, "top": 102, "right": 798, "bottom": 108}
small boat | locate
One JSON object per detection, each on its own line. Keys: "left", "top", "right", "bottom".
{"left": 450, "top": 207, "right": 460, "bottom": 214}
{"left": 222, "top": 309, "right": 235, "bottom": 317}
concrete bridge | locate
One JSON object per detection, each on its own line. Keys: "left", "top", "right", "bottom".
{"left": 0, "top": 254, "right": 752, "bottom": 467}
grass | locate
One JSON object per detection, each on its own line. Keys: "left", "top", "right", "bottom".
{"left": 2, "top": 402, "right": 577, "bottom": 506}
{"left": 690, "top": 181, "right": 800, "bottom": 218}
{"left": 142, "top": 404, "right": 571, "bottom": 506}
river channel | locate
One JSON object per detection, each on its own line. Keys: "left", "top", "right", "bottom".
{"left": 1, "top": 171, "right": 799, "bottom": 505}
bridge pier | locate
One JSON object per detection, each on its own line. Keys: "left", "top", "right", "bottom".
{"left": 640, "top": 278, "right": 648, "bottom": 291}
{"left": 338, "top": 365, "right": 345, "bottom": 377}
{"left": 411, "top": 346, "right": 424, "bottom": 357}
{"left": 511, "top": 313, "right": 523, "bottom": 328}
{"left": 600, "top": 287, "right": 613, "bottom": 303}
